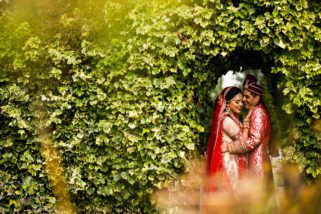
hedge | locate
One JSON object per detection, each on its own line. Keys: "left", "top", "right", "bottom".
{"left": 1, "top": 0, "right": 321, "bottom": 212}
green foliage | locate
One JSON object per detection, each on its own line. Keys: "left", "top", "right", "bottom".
{"left": 0, "top": 12, "right": 56, "bottom": 212}
{"left": 1, "top": 0, "right": 321, "bottom": 212}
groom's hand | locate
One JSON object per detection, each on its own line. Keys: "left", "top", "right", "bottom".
{"left": 221, "top": 144, "right": 228, "bottom": 153}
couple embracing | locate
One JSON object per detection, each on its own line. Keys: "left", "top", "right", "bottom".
{"left": 206, "top": 74, "right": 273, "bottom": 193}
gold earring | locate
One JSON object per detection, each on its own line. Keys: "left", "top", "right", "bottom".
{"left": 226, "top": 106, "right": 230, "bottom": 112}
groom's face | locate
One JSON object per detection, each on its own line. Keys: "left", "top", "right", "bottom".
{"left": 242, "top": 89, "right": 259, "bottom": 110}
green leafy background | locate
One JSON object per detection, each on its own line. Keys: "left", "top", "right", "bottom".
{"left": 1, "top": 0, "right": 321, "bottom": 212}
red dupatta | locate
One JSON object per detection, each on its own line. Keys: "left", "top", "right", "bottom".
{"left": 206, "top": 87, "right": 232, "bottom": 178}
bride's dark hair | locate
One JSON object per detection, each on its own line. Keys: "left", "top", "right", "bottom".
{"left": 213, "top": 87, "right": 241, "bottom": 108}
{"left": 225, "top": 87, "right": 242, "bottom": 102}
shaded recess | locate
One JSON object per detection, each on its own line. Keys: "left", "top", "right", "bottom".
{"left": 202, "top": 48, "right": 288, "bottom": 157}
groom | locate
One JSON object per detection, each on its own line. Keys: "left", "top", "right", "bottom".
{"left": 223, "top": 74, "right": 273, "bottom": 186}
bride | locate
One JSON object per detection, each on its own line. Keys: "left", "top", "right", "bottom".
{"left": 206, "top": 86, "right": 249, "bottom": 192}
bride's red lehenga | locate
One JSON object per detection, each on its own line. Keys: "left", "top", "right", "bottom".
{"left": 206, "top": 87, "right": 246, "bottom": 192}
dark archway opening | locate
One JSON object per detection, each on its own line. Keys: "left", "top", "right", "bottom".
{"left": 197, "top": 48, "right": 293, "bottom": 207}
{"left": 201, "top": 48, "right": 290, "bottom": 158}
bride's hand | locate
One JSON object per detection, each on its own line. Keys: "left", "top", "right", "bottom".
{"left": 243, "top": 110, "right": 252, "bottom": 129}
{"left": 243, "top": 117, "right": 250, "bottom": 129}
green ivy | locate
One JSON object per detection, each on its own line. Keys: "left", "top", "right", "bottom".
{"left": 1, "top": 0, "right": 321, "bottom": 212}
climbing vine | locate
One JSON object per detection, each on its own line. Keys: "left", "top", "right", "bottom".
{"left": 1, "top": 0, "right": 321, "bottom": 212}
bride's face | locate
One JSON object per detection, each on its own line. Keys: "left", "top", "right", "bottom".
{"left": 228, "top": 93, "right": 243, "bottom": 115}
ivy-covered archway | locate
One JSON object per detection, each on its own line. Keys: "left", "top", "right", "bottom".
{"left": 1, "top": 0, "right": 321, "bottom": 212}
